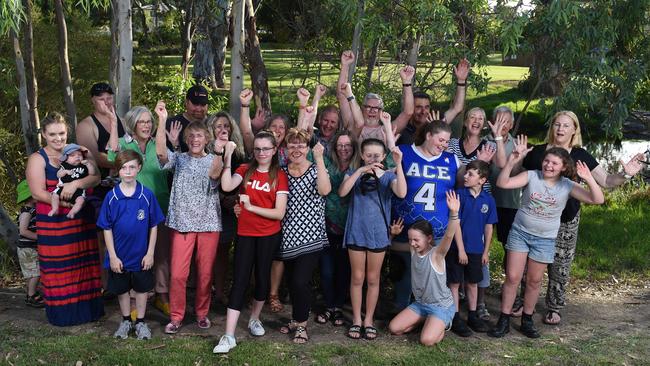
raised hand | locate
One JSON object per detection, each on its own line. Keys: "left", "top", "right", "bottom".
{"left": 621, "top": 152, "right": 645, "bottom": 177}
{"left": 390, "top": 217, "right": 404, "bottom": 237}
{"left": 155, "top": 100, "right": 168, "bottom": 122}
{"left": 391, "top": 147, "right": 403, "bottom": 166}
{"left": 576, "top": 160, "right": 594, "bottom": 180}
{"left": 224, "top": 141, "right": 237, "bottom": 157}
{"left": 453, "top": 58, "right": 471, "bottom": 83}
{"left": 341, "top": 50, "right": 355, "bottom": 66}
{"left": 427, "top": 109, "right": 440, "bottom": 123}
{"left": 487, "top": 114, "right": 507, "bottom": 139}
{"left": 312, "top": 142, "right": 325, "bottom": 161}
{"left": 240, "top": 88, "right": 254, "bottom": 105}
{"left": 380, "top": 111, "right": 392, "bottom": 125}
{"left": 477, "top": 143, "right": 496, "bottom": 162}
{"left": 252, "top": 107, "right": 266, "bottom": 128}
{"left": 167, "top": 120, "right": 182, "bottom": 146}
{"left": 400, "top": 65, "right": 415, "bottom": 83}
{"left": 314, "top": 84, "right": 327, "bottom": 98}
{"left": 214, "top": 138, "right": 228, "bottom": 153}
{"left": 511, "top": 134, "right": 532, "bottom": 162}
{"left": 446, "top": 190, "right": 460, "bottom": 213}
{"left": 297, "top": 87, "right": 310, "bottom": 106}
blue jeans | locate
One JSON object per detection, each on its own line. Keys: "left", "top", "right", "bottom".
{"left": 319, "top": 232, "right": 350, "bottom": 309}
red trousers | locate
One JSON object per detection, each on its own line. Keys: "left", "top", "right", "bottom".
{"left": 169, "top": 230, "right": 219, "bottom": 323}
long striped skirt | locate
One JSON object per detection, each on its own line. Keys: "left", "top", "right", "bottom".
{"left": 36, "top": 204, "right": 104, "bottom": 326}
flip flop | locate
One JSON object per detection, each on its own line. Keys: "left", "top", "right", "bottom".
{"left": 347, "top": 324, "right": 362, "bottom": 339}
{"left": 363, "top": 326, "right": 378, "bottom": 340}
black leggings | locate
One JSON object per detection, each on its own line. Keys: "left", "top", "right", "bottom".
{"left": 284, "top": 251, "right": 321, "bottom": 323}
{"left": 227, "top": 232, "right": 282, "bottom": 311}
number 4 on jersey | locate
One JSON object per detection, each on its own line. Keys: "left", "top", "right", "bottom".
{"left": 413, "top": 182, "right": 436, "bottom": 211}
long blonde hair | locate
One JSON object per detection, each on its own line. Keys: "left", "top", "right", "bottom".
{"left": 545, "top": 110, "right": 583, "bottom": 148}
{"left": 206, "top": 112, "right": 245, "bottom": 160}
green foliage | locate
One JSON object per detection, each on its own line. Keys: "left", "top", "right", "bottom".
{"left": 0, "top": 0, "right": 25, "bottom": 35}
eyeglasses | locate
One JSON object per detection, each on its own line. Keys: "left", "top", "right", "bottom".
{"left": 287, "top": 144, "right": 308, "bottom": 150}
{"left": 364, "top": 105, "right": 382, "bottom": 112}
{"left": 336, "top": 143, "right": 353, "bottom": 149}
{"left": 253, "top": 147, "right": 275, "bottom": 154}
{"left": 136, "top": 120, "right": 153, "bottom": 125}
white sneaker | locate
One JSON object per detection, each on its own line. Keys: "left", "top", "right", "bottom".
{"left": 248, "top": 318, "right": 266, "bottom": 336}
{"left": 213, "top": 334, "right": 237, "bottom": 354}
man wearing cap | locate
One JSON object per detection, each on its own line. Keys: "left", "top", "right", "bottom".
{"left": 76, "top": 82, "right": 127, "bottom": 191}
{"left": 165, "top": 84, "right": 209, "bottom": 152}
{"left": 394, "top": 59, "right": 470, "bottom": 146}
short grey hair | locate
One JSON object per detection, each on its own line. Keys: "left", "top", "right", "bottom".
{"left": 493, "top": 105, "right": 514, "bottom": 122}
{"left": 363, "top": 93, "right": 384, "bottom": 109}
{"left": 124, "top": 106, "right": 155, "bottom": 136}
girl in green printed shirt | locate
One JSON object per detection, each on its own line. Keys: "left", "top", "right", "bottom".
{"left": 315, "top": 130, "right": 359, "bottom": 326}
{"left": 107, "top": 105, "right": 176, "bottom": 317}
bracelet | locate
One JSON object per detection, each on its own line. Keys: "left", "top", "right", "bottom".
{"left": 223, "top": 166, "right": 231, "bottom": 169}
{"left": 346, "top": 95, "right": 355, "bottom": 102}
{"left": 241, "top": 104, "right": 250, "bottom": 108}
{"left": 402, "top": 83, "right": 412, "bottom": 87}
{"left": 449, "top": 215, "right": 459, "bottom": 220}
{"left": 494, "top": 136, "right": 503, "bottom": 141}
{"left": 456, "top": 82, "right": 467, "bottom": 87}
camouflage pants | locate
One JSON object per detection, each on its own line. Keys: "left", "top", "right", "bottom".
{"left": 545, "top": 211, "right": 581, "bottom": 312}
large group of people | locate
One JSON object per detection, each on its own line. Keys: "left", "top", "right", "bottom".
{"left": 17, "top": 50, "right": 646, "bottom": 349}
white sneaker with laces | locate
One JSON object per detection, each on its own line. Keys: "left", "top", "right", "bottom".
{"left": 213, "top": 334, "right": 237, "bottom": 354}
{"left": 248, "top": 318, "right": 266, "bottom": 336}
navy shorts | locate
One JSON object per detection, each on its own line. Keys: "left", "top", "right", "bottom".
{"left": 445, "top": 249, "right": 483, "bottom": 284}
{"left": 107, "top": 269, "right": 154, "bottom": 294}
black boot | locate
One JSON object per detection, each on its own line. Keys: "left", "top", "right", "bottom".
{"left": 451, "top": 312, "right": 473, "bottom": 337}
{"left": 467, "top": 311, "right": 489, "bottom": 332}
{"left": 520, "top": 313, "right": 540, "bottom": 338}
{"left": 487, "top": 312, "right": 510, "bottom": 338}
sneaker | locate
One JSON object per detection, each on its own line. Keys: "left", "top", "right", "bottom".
{"left": 114, "top": 320, "right": 132, "bottom": 339}
{"left": 198, "top": 317, "right": 211, "bottom": 329}
{"left": 213, "top": 334, "right": 237, "bottom": 354}
{"left": 451, "top": 313, "right": 472, "bottom": 337}
{"left": 135, "top": 322, "right": 152, "bottom": 340}
{"left": 164, "top": 321, "right": 181, "bottom": 334}
{"left": 152, "top": 297, "right": 171, "bottom": 317}
{"left": 476, "top": 303, "right": 490, "bottom": 321}
{"left": 248, "top": 318, "right": 266, "bottom": 336}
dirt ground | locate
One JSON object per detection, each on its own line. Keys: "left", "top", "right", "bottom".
{"left": 0, "top": 277, "right": 648, "bottom": 347}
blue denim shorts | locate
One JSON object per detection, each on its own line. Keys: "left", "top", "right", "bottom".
{"left": 408, "top": 301, "right": 456, "bottom": 328}
{"left": 505, "top": 226, "right": 556, "bottom": 264}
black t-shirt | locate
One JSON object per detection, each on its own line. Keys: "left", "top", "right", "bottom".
{"left": 396, "top": 122, "right": 417, "bottom": 146}
{"left": 523, "top": 144, "right": 599, "bottom": 222}
{"left": 165, "top": 114, "right": 192, "bottom": 152}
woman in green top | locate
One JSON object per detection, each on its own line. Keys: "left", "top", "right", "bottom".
{"left": 107, "top": 105, "right": 176, "bottom": 316}
{"left": 315, "top": 130, "right": 359, "bottom": 326}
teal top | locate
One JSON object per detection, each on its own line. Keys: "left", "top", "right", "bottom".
{"left": 107, "top": 135, "right": 170, "bottom": 214}
{"left": 324, "top": 156, "right": 350, "bottom": 234}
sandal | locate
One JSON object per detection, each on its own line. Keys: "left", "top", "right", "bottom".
{"left": 25, "top": 293, "right": 45, "bottom": 308}
{"left": 543, "top": 310, "right": 562, "bottom": 325}
{"left": 268, "top": 295, "right": 283, "bottom": 313}
{"left": 332, "top": 310, "right": 345, "bottom": 327}
{"left": 347, "top": 324, "right": 362, "bottom": 339}
{"left": 316, "top": 309, "right": 333, "bottom": 324}
{"left": 293, "top": 326, "right": 309, "bottom": 344}
{"left": 363, "top": 326, "right": 378, "bottom": 340}
{"left": 280, "top": 320, "right": 298, "bottom": 334}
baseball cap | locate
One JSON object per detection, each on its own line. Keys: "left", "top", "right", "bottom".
{"left": 186, "top": 85, "right": 209, "bottom": 105}
{"left": 90, "top": 82, "right": 114, "bottom": 97}
{"left": 16, "top": 180, "right": 32, "bottom": 204}
{"left": 60, "top": 143, "right": 85, "bottom": 162}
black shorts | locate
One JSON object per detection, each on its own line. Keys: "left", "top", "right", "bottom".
{"left": 346, "top": 244, "right": 388, "bottom": 253}
{"left": 445, "top": 249, "right": 483, "bottom": 284}
{"left": 107, "top": 269, "right": 154, "bottom": 294}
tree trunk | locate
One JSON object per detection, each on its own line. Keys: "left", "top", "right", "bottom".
{"left": 11, "top": 30, "right": 39, "bottom": 155}
{"left": 180, "top": 0, "right": 195, "bottom": 80}
{"left": 193, "top": 0, "right": 217, "bottom": 88}
{"left": 244, "top": 0, "right": 271, "bottom": 113}
{"left": 229, "top": 0, "right": 245, "bottom": 120}
{"left": 54, "top": 0, "right": 77, "bottom": 127}
{"left": 109, "top": 0, "right": 120, "bottom": 94}
{"left": 22, "top": 0, "right": 40, "bottom": 135}
{"left": 116, "top": 0, "right": 133, "bottom": 116}
{"left": 365, "top": 38, "right": 380, "bottom": 90}
{"left": 0, "top": 204, "right": 19, "bottom": 253}
{"left": 348, "top": 0, "right": 365, "bottom": 82}
{"left": 211, "top": 0, "right": 230, "bottom": 89}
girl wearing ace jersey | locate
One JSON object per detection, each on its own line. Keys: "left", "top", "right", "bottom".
{"left": 214, "top": 131, "right": 289, "bottom": 354}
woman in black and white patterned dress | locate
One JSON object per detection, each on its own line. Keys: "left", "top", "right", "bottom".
{"left": 277, "top": 128, "right": 331, "bottom": 344}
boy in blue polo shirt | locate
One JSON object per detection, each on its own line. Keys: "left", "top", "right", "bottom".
{"left": 97, "top": 150, "right": 165, "bottom": 340}
{"left": 447, "top": 160, "right": 497, "bottom": 336}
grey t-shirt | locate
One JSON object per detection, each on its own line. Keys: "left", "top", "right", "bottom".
{"left": 411, "top": 248, "right": 454, "bottom": 308}
{"left": 513, "top": 170, "right": 574, "bottom": 238}
{"left": 487, "top": 134, "right": 522, "bottom": 209}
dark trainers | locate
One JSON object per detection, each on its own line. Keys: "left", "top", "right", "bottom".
{"left": 25, "top": 293, "right": 45, "bottom": 308}
{"left": 520, "top": 314, "right": 540, "bottom": 338}
{"left": 487, "top": 313, "right": 510, "bottom": 338}
{"left": 467, "top": 313, "right": 489, "bottom": 333}
{"left": 451, "top": 313, "right": 472, "bottom": 337}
